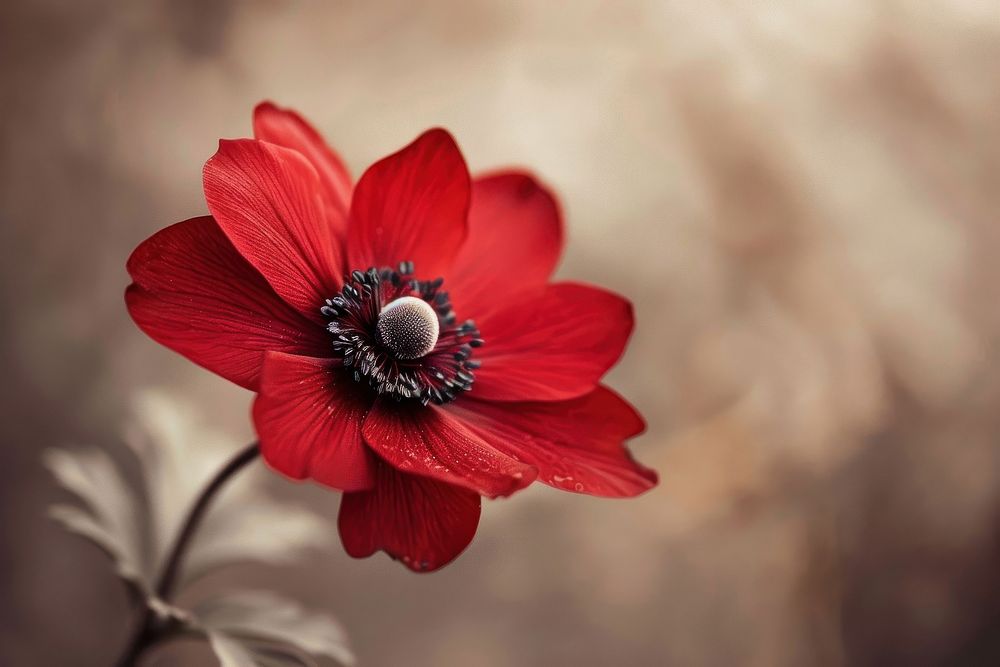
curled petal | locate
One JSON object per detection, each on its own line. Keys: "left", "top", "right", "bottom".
{"left": 126, "top": 216, "right": 329, "bottom": 390}
{"left": 339, "top": 458, "right": 480, "bottom": 572}
{"left": 253, "top": 352, "right": 376, "bottom": 492}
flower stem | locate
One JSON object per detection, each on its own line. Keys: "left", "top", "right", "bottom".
{"left": 116, "top": 441, "right": 261, "bottom": 666}
{"left": 154, "top": 441, "right": 261, "bottom": 600}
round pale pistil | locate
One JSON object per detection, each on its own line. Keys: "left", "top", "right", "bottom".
{"left": 376, "top": 296, "right": 440, "bottom": 360}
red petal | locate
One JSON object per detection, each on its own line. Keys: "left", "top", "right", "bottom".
{"left": 347, "top": 129, "right": 470, "bottom": 278}
{"left": 338, "top": 458, "right": 480, "bottom": 572}
{"left": 203, "top": 138, "right": 344, "bottom": 317}
{"left": 126, "top": 216, "right": 329, "bottom": 391}
{"left": 471, "top": 282, "right": 634, "bottom": 401}
{"left": 252, "top": 101, "right": 352, "bottom": 230}
{"left": 447, "top": 387, "right": 657, "bottom": 497}
{"left": 448, "top": 171, "right": 563, "bottom": 318}
{"left": 252, "top": 352, "right": 376, "bottom": 492}
{"left": 362, "top": 400, "right": 536, "bottom": 498}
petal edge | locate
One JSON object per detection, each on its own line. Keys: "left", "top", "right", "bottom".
{"left": 204, "top": 138, "right": 344, "bottom": 317}
{"left": 338, "top": 459, "right": 481, "bottom": 572}
{"left": 126, "top": 216, "right": 329, "bottom": 391}
{"left": 448, "top": 387, "right": 657, "bottom": 497}
{"left": 448, "top": 170, "right": 563, "bottom": 319}
{"left": 253, "top": 101, "right": 352, "bottom": 227}
{"left": 347, "top": 128, "right": 470, "bottom": 278}
{"left": 362, "top": 400, "right": 536, "bottom": 498}
{"left": 253, "top": 352, "right": 376, "bottom": 492}
{"left": 471, "top": 282, "right": 635, "bottom": 402}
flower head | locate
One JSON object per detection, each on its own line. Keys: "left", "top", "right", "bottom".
{"left": 126, "top": 102, "right": 657, "bottom": 571}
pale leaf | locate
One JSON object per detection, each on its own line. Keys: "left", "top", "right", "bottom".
{"left": 44, "top": 447, "right": 151, "bottom": 592}
{"left": 206, "top": 634, "right": 316, "bottom": 667}
{"left": 47, "top": 389, "right": 335, "bottom": 598}
{"left": 124, "top": 390, "right": 334, "bottom": 591}
{"left": 196, "top": 591, "right": 354, "bottom": 667}
{"left": 182, "top": 499, "right": 332, "bottom": 588}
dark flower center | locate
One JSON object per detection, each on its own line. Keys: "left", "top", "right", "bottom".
{"left": 320, "top": 262, "right": 482, "bottom": 405}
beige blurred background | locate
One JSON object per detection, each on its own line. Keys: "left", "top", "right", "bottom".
{"left": 3, "top": 0, "right": 1000, "bottom": 665}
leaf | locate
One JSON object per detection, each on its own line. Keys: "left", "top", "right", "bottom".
{"left": 206, "top": 636, "right": 315, "bottom": 667}
{"left": 196, "top": 591, "right": 355, "bottom": 667}
{"left": 46, "top": 389, "right": 338, "bottom": 591}
{"left": 181, "top": 499, "right": 333, "bottom": 589}
{"left": 46, "top": 389, "right": 352, "bottom": 667}
{"left": 44, "top": 447, "right": 151, "bottom": 593}
{"left": 123, "top": 390, "right": 335, "bottom": 590}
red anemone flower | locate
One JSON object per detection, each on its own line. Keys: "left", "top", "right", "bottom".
{"left": 126, "top": 102, "right": 657, "bottom": 572}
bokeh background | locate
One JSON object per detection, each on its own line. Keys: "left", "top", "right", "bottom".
{"left": 3, "top": 1, "right": 1000, "bottom": 665}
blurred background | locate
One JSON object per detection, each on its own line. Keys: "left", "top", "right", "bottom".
{"left": 3, "top": 0, "right": 1000, "bottom": 665}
